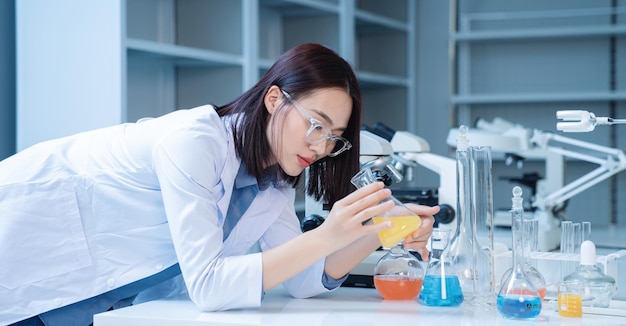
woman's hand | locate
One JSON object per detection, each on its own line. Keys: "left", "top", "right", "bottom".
{"left": 316, "top": 181, "right": 394, "bottom": 251}
{"left": 402, "top": 203, "right": 439, "bottom": 261}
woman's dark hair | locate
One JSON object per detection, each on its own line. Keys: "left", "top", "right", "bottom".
{"left": 215, "top": 43, "right": 361, "bottom": 208}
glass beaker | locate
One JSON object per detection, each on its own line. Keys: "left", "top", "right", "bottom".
{"left": 557, "top": 281, "right": 583, "bottom": 318}
{"left": 419, "top": 228, "right": 464, "bottom": 306}
{"left": 373, "top": 243, "right": 424, "bottom": 300}
{"left": 496, "top": 189, "right": 542, "bottom": 319}
{"left": 350, "top": 167, "right": 422, "bottom": 249}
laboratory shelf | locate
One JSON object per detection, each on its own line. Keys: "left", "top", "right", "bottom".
{"left": 17, "top": 0, "right": 417, "bottom": 149}
{"left": 452, "top": 91, "right": 626, "bottom": 105}
{"left": 451, "top": 1, "right": 626, "bottom": 229}
{"left": 260, "top": 0, "right": 339, "bottom": 15}
{"left": 355, "top": 9, "right": 410, "bottom": 32}
{"left": 126, "top": 38, "right": 243, "bottom": 67}
{"left": 357, "top": 71, "right": 409, "bottom": 88}
{"left": 454, "top": 25, "right": 626, "bottom": 42}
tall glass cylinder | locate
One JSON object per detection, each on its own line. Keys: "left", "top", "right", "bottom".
{"left": 448, "top": 126, "right": 471, "bottom": 304}
{"left": 469, "top": 145, "right": 495, "bottom": 305}
{"left": 448, "top": 126, "right": 494, "bottom": 306}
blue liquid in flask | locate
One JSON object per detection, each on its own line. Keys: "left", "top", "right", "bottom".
{"left": 419, "top": 275, "right": 464, "bottom": 306}
{"left": 496, "top": 294, "right": 541, "bottom": 319}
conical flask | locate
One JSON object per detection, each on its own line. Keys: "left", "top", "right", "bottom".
{"left": 419, "top": 228, "right": 463, "bottom": 306}
{"left": 496, "top": 186, "right": 542, "bottom": 319}
{"left": 350, "top": 167, "right": 422, "bottom": 249}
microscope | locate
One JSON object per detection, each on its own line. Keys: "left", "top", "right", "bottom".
{"left": 302, "top": 129, "right": 398, "bottom": 228}
{"left": 303, "top": 126, "right": 457, "bottom": 288}
{"left": 363, "top": 123, "right": 456, "bottom": 231}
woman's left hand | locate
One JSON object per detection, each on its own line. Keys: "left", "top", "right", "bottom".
{"left": 402, "top": 204, "right": 439, "bottom": 261}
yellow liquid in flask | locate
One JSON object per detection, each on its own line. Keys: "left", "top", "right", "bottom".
{"left": 373, "top": 215, "right": 422, "bottom": 248}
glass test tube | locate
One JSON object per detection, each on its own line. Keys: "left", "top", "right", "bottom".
{"left": 573, "top": 223, "right": 581, "bottom": 253}
{"left": 560, "top": 221, "right": 573, "bottom": 280}
{"left": 524, "top": 219, "right": 539, "bottom": 267}
{"left": 582, "top": 222, "right": 591, "bottom": 242}
{"left": 571, "top": 223, "right": 582, "bottom": 276}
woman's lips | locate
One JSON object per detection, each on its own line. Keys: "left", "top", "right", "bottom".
{"left": 297, "top": 155, "right": 312, "bottom": 168}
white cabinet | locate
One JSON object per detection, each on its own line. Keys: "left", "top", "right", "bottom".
{"left": 17, "top": 0, "right": 416, "bottom": 150}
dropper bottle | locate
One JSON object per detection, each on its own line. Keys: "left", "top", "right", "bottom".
{"left": 563, "top": 240, "right": 616, "bottom": 308}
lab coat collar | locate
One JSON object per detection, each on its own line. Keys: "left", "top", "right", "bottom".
{"left": 234, "top": 163, "right": 257, "bottom": 189}
{"left": 235, "top": 163, "right": 283, "bottom": 191}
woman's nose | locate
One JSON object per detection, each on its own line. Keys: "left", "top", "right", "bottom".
{"left": 309, "top": 140, "right": 329, "bottom": 156}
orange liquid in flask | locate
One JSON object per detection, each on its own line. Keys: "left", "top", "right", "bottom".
{"left": 374, "top": 275, "right": 423, "bottom": 300}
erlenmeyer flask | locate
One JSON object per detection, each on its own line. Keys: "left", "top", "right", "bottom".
{"left": 496, "top": 187, "right": 542, "bottom": 319}
{"left": 419, "top": 228, "right": 464, "bottom": 306}
{"left": 350, "top": 167, "right": 422, "bottom": 249}
{"left": 373, "top": 243, "right": 424, "bottom": 300}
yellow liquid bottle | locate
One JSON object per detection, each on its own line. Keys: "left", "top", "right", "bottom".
{"left": 373, "top": 215, "right": 422, "bottom": 248}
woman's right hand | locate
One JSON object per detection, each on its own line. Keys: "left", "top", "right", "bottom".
{"left": 314, "top": 181, "right": 394, "bottom": 250}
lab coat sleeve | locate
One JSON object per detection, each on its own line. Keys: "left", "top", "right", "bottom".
{"left": 258, "top": 191, "right": 338, "bottom": 299}
{"left": 152, "top": 126, "right": 263, "bottom": 311}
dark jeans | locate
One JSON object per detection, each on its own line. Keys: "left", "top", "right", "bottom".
{"left": 9, "top": 316, "right": 45, "bottom": 326}
{"left": 9, "top": 263, "right": 181, "bottom": 326}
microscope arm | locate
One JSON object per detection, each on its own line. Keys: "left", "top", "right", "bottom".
{"left": 396, "top": 152, "right": 457, "bottom": 214}
{"left": 530, "top": 130, "right": 626, "bottom": 211}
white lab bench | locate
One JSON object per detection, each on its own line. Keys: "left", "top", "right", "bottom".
{"left": 93, "top": 286, "right": 626, "bottom": 326}
{"left": 94, "top": 225, "right": 626, "bottom": 325}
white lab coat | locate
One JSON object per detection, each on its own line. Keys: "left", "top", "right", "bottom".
{"left": 0, "top": 105, "right": 332, "bottom": 325}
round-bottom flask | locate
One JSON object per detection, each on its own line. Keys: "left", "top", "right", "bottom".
{"left": 496, "top": 191, "right": 541, "bottom": 319}
{"left": 373, "top": 243, "right": 424, "bottom": 300}
{"left": 500, "top": 264, "right": 547, "bottom": 301}
{"left": 419, "top": 228, "right": 464, "bottom": 306}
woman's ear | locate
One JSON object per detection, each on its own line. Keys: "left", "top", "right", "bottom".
{"left": 264, "top": 85, "right": 282, "bottom": 115}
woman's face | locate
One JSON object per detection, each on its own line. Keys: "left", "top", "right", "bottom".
{"left": 266, "top": 87, "right": 352, "bottom": 177}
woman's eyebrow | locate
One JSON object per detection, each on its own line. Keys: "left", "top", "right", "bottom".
{"left": 311, "top": 109, "right": 341, "bottom": 129}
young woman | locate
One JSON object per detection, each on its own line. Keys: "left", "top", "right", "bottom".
{"left": 1, "top": 43, "right": 437, "bottom": 326}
